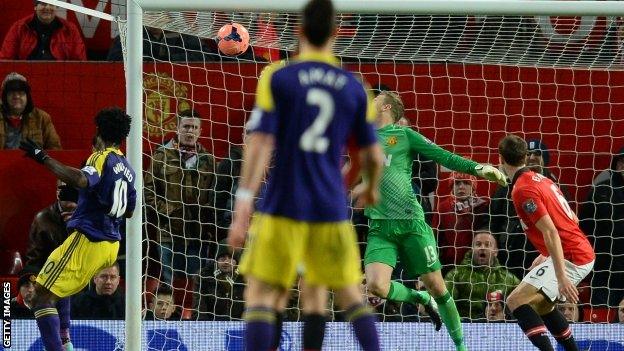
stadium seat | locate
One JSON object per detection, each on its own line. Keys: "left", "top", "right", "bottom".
{"left": 583, "top": 307, "right": 616, "bottom": 323}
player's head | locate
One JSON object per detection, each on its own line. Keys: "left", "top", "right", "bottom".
{"left": 94, "top": 107, "right": 131, "bottom": 147}
{"left": 498, "top": 134, "right": 527, "bottom": 168}
{"left": 472, "top": 229, "right": 497, "bottom": 267}
{"left": 93, "top": 262, "right": 120, "bottom": 296}
{"left": 300, "top": 0, "right": 336, "bottom": 49}
{"left": 374, "top": 91, "right": 404, "bottom": 124}
{"left": 176, "top": 109, "right": 202, "bottom": 147}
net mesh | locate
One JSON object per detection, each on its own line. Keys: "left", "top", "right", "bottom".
{"left": 118, "top": 8, "right": 624, "bottom": 349}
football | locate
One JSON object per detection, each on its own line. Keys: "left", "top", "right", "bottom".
{"left": 217, "top": 23, "right": 250, "bottom": 56}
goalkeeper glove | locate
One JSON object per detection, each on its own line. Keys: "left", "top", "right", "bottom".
{"left": 19, "top": 138, "right": 50, "bottom": 164}
{"left": 475, "top": 164, "right": 508, "bottom": 186}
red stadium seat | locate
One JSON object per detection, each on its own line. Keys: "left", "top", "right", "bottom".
{"left": 583, "top": 307, "right": 617, "bottom": 323}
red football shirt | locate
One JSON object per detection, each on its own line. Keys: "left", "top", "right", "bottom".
{"left": 511, "top": 169, "right": 594, "bottom": 265}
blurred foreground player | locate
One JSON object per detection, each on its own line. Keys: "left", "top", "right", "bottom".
{"left": 227, "top": 0, "right": 384, "bottom": 350}
{"left": 19, "top": 107, "right": 136, "bottom": 351}
{"left": 499, "top": 135, "right": 594, "bottom": 351}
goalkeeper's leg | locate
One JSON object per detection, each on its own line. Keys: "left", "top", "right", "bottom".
{"left": 421, "top": 270, "right": 468, "bottom": 351}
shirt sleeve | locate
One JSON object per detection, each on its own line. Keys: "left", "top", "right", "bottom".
{"left": 404, "top": 128, "right": 479, "bottom": 175}
{"left": 246, "top": 62, "right": 283, "bottom": 135}
{"left": 350, "top": 83, "right": 378, "bottom": 147}
{"left": 81, "top": 152, "right": 107, "bottom": 188}
{"left": 512, "top": 186, "right": 549, "bottom": 225}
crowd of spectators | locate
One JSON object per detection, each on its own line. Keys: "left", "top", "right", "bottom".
{"left": 2, "top": 2, "right": 624, "bottom": 326}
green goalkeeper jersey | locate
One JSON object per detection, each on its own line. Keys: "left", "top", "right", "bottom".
{"left": 365, "top": 124, "right": 479, "bottom": 220}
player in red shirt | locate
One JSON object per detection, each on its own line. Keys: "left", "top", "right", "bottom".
{"left": 499, "top": 135, "right": 594, "bottom": 351}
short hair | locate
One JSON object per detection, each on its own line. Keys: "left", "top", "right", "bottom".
{"left": 176, "top": 109, "right": 201, "bottom": 124}
{"left": 380, "top": 91, "right": 405, "bottom": 122}
{"left": 302, "top": 0, "right": 336, "bottom": 47}
{"left": 498, "top": 134, "right": 527, "bottom": 167}
{"left": 156, "top": 285, "right": 174, "bottom": 298}
{"left": 95, "top": 107, "right": 131, "bottom": 145}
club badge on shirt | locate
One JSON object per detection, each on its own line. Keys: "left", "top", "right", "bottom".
{"left": 523, "top": 199, "right": 538, "bottom": 214}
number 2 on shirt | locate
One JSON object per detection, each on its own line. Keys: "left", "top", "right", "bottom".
{"left": 300, "top": 88, "right": 334, "bottom": 153}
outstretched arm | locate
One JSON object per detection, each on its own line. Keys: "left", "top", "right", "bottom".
{"left": 43, "top": 158, "right": 88, "bottom": 189}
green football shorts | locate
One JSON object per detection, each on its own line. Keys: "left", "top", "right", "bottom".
{"left": 364, "top": 218, "right": 441, "bottom": 276}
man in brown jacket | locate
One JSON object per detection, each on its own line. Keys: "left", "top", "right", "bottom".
{"left": 0, "top": 72, "right": 61, "bottom": 149}
{"left": 144, "top": 109, "right": 216, "bottom": 286}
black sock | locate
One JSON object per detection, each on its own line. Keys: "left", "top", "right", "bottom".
{"left": 271, "top": 312, "right": 284, "bottom": 350}
{"left": 512, "top": 304, "right": 554, "bottom": 351}
{"left": 542, "top": 309, "right": 578, "bottom": 351}
{"left": 303, "top": 314, "right": 326, "bottom": 350}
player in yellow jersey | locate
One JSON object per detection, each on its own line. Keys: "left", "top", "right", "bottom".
{"left": 227, "top": 1, "right": 385, "bottom": 350}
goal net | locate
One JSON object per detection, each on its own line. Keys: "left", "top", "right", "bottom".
{"left": 119, "top": 4, "right": 624, "bottom": 350}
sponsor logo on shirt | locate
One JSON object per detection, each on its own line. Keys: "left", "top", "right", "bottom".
{"left": 523, "top": 199, "right": 538, "bottom": 214}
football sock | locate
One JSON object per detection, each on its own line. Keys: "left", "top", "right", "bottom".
{"left": 56, "top": 298, "right": 71, "bottom": 344}
{"left": 512, "top": 304, "right": 554, "bottom": 351}
{"left": 542, "top": 309, "right": 578, "bottom": 351}
{"left": 387, "top": 281, "right": 430, "bottom": 305}
{"left": 244, "top": 307, "right": 276, "bottom": 351}
{"left": 303, "top": 313, "right": 326, "bottom": 350}
{"left": 434, "top": 291, "right": 467, "bottom": 351}
{"left": 271, "top": 312, "right": 284, "bottom": 351}
{"left": 33, "top": 304, "right": 63, "bottom": 351}
{"left": 345, "top": 303, "right": 380, "bottom": 351}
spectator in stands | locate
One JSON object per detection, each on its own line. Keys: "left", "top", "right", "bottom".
{"left": 193, "top": 240, "right": 245, "bottom": 320}
{"left": 71, "top": 263, "right": 124, "bottom": 320}
{"left": 0, "top": 1, "right": 86, "bottom": 60}
{"left": 490, "top": 139, "right": 567, "bottom": 278}
{"left": 10, "top": 266, "right": 38, "bottom": 319}
{"left": 210, "top": 144, "right": 243, "bottom": 241}
{"left": 557, "top": 302, "right": 580, "bottom": 323}
{"left": 0, "top": 72, "right": 61, "bottom": 150}
{"left": 580, "top": 146, "right": 624, "bottom": 307}
{"left": 435, "top": 171, "right": 489, "bottom": 268}
{"left": 618, "top": 297, "right": 624, "bottom": 323}
{"left": 144, "top": 109, "right": 216, "bottom": 286}
{"left": 26, "top": 180, "right": 78, "bottom": 268}
{"left": 107, "top": 27, "right": 206, "bottom": 62}
{"left": 445, "top": 229, "right": 520, "bottom": 319}
{"left": 484, "top": 290, "right": 506, "bottom": 322}
{"left": 144, "top": 285, "right": 181, "bottom": 320}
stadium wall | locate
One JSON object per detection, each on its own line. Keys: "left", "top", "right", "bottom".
{"left": 8, "top": 320, "right": 624, "bottom": 350}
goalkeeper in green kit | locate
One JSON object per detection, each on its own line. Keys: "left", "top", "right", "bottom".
{"left": 361, "top": 91, "right": 507, "bottom": 351}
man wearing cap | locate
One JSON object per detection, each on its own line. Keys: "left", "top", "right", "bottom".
{"left": 0, "top": 1, "right": 86, "bottom": 60}
{"left": 580, "top": 145, "right": 624, "bottom": 307}
{"left": 485, "top": 290, "right": 506, "bottom": 322}
{"left": 445, "top": 229, "right": 520, "bottom": 319}
{"left": 10, "top": 266, "right": 39, "bottom": 319}
{"left": 0, "top": 72, "right": 61, "bottom": 150}
{"left": 193, "top": 240, "right": 245, "bottom": 320}
{"left": 434, "top": 171, "right": 489, "bottom": 269}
